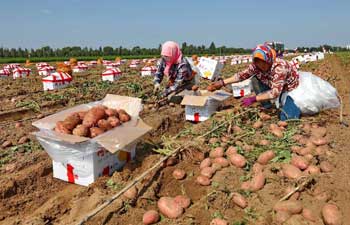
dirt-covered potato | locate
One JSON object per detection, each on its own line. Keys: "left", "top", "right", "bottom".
{"left": 107, "top": 116, "right": 121, "bottom": 127}
{"left": 82, "top": 107, "right": 106, "bottom": 127}
{"left": 72, "top": 124, "right": 89, "bottom": 137}
{"left": 119, "top": 112, "right": 131, "bottom": 123}
{"left": 97, "top": 119, "right": 113, "bottom": 131}
{"left": 62, "top": 113, "right": 81, "bottom": 130}
{"left": 55, "top": 121, "right": 72, "bottom": 134}
{"left": 89, "top": 127, "right": 105, "bottom": 138}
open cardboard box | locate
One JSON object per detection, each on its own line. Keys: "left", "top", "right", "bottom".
{"left": 180, "top": 90, "right": 231, "bottom": 122}
{"left": 32, "top": 94, "right": 152, "bottom": 186}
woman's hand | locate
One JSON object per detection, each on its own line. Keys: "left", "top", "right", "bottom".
{"left": 241, "top": 96, "right": 257, "bottom": 107}
{"left": 207, "top": 79, "right": 225, "bottom": 92}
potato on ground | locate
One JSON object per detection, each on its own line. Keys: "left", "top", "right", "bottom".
{"left": 229, "top": 154, "right": 246, "bottom": 168}
{"left": 210, "top": 147, "right": 224, "bottom": 158}
{"left": 143, "top": 210, "right": 160, "bottom": 225}
{"left": 123, "top": 186, "right": 138, "bottom": 199}
{"left": 172, "top": 169, "right": 186, "bottom": 180}
{"left": 282, "top": 164, "right": 303, "bottom": 179}
{"left": 322, "top": 203, "right": 342, "bottom": 225}
{"left": 213, "top": 157, "right": 229, "bottom": 167}
{"left": 302, "top": 208, "right": 317, "bottom": 222}
{"left": 174, "top": 195, "right": 191, "bottom": 208}
{"left": 232, "top": 192, "right": 247, "bottom": 209}
{"left": 200, "top": 167, "right": 216, "bottom": 178}
{"left": 274, "top": 200, "right": 303, "bottom": 215}
{"left": 253, "top": 120, "right": 263, "bottom": 129}
{"left": 250, "top": 173, "right": 265, "bottom": 191}
{"left": 291, "top": 154, "right": 309, "bottom": 170}
{"left": 210, "top": 218, "right": 228, "bottom": 225}
{"left": 196, "top": 175, "right": 211, "bottom": 186}
{"left": 257, "top": 150, "right": 275, "bottom": 165}
{"left": 200, "top": 158, "right": 212, "bottom": 169}
{"left": 157, "top": 197, "right": 183, "bottom": 219}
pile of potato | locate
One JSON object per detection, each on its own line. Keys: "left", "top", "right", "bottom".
{"left": 54, "top": 105, "right": 131, "bottom": 138}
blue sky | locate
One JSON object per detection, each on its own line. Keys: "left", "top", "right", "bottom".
{"left": 0, "top": 0, "right": 349, "bottom": 49}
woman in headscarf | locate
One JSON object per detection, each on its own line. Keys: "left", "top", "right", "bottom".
{"left": 207, "top": 44, "right": 301, "bottom": 121}
{"left": 153, "top": 41, "right": 194, "bottom": 97}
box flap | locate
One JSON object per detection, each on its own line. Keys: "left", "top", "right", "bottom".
{"left": 181, "top": 95, "right": 209, "bottom": 106}
{"left": 180, "top": 90, "right": 231, "bottom": 106}
{"left": 95, "top": 119, "right": 152, "bottom": 153}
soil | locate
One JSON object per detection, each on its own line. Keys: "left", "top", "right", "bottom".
{"left": 0, "top": 55, "right": 349, "bottom": 225}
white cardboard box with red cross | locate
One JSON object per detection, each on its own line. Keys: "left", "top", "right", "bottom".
{"left": 231, "top": 79, "right": 252, "bottom": 98}
{"left": 42, "top": 72, "right": 72, "bottom": 91}
{"left": 32, "top": 95, "right": 152, "bottom": 186}
{"left": 180, "top": 90, "right": 231, "bottom": 122}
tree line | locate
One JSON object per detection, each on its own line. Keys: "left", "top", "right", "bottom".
{"left": 0, "top": 42, "right": 348, "bottom": 58}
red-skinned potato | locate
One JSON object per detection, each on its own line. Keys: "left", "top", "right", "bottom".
{"left": 302, "top": 208, "right": 317, "bottom": 222}
{"left": 77, "top": 111, "right": 88, "bottom": 120}
{"left": 322, "top": 203, "right": 342, "bottom": 225}
{"left": 282, "top": 164, "right": 303, "bottom": 179}
{"left": 274, "top": 200, "right": 303, "bottom": 214}
{"left": 253, "top": 120, "right": 263, "bottom": 129}
{"left": 241, "top": 181, "right": 251, "bottom": 191}
{"left": 200, "top": 167, "right": 216, "bottom": 178}
{"left": 210, "top": 147, "right": 224, "bottom": 158}
{"left": 213, "top": 157, "right": 229, "bottom": 168}
{"left": 229, "top": 154, "right": 246, "bottom": 168}
{"left": 210, "top": 218, "right": 228, "bottom": 225}
{"left": 257, "top": 150, "right": 275, "bottom": 165}
{"left": 55, "top": 121, "right": 72, "bottom": 134}
{"left": 278, "top": 121, "right": 288, "bottom": 127}
{"left": 97, "top": 119, "right": 113, "bottom": 131}
{"left": 62, "top": 113, "right": 81, "bottom": 130}
{"left": 211, "top": 163, "right": 222, "bottom": 172}
{"left": 157, "top": 197, "right": 183, "bottom": 219}
{"left": 196, "top": 175, "right": 211, "bottom": 186}
{"left": 274, "top": 210, "right": 291, "bottom": 224}
{"left": 291, "top": 154, "right": 309, "bottom": 170}
{"left": 310, "top": 136, "right": 328, "bottom": 146}
{"left": 174, "top": 195, "right": 191, "bottom": 209}
{"left": 226, "top": 146, "right": 238, "bottom": 156}
{"left": 271, "top": 129, "right": 283, "bottom": 138}
{"left": 252, "top": 163, "right": 264, "bottom": 174}
{"left": 172, "top": 169, "right": 186, "bottom": 180}
{"left": 259, "top": 112, "right": 271, "bottom": 121}
{"left": 259, "top": 139, "right": 271, "bottom": 146}
{"left": 200, "top": 158, "right": 212, "bottom": 169}
{"left": 72, "top": 124, "right": 89, "bottom": 137}
{"left": 232, "top": 192, "right": 247, "bottom": 209}
{"left": 119, "top": 113, "right": 131, "bottom": 122}
{"left": 311, "top": 127, "right": 327, "bottom": 138}
{"left": 82, "top": 107, "right": 106, "bottom": 127}
{"left": 285, "top": 186, "right": 300, "bottom": 200}
{"left": 123, "top": 186, "right": 138, "bottom": 199}
{"left": 305, "top": 165, "right": 321, "bottom": 175}
{"left": 250, "top": 172, "right": 265, "bottom": 191}
{"left": 320, "top": 161, "right": 334, "bottom": 173}
{"left": 107, "top": 116, "right": 121, "bottom": 127}
{"left": 90, "top": 127, "right": 104, "bottom": 138}
{"left": 105, "top": 108, "right": 118, "bottom": 117}
{"left": 142, "top": 210, "right": 160, "bottom": 225}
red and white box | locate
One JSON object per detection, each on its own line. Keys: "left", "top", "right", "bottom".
{"left": 88, "top": 61, "right": 97, "bottom": 67}
{"left": 72, "top": 64, "right": 88, "bottom": 73}
{"left": 0, "top": 69, "right": 11, "bottom": 78}
{"left": 231, "top": 79, "right": 252, "bottom": 98}
{"left": 4, "top": 63, "right": 20, "bottom": 71}
{"left": 102, "top": 60, "right": 112, "bottom": 66}
{"left": 38, "top": 66, "right": 56, "bottom": 76}
{"left": 42, "top": 72, "right": 72, "bottom": 91}
{"left": 181, "top": 90, "right": 231, "bottom": 122}
{"left": 36, "top": 62, "right": 50, "bottom": 70}
{"left": 13, "top": 67, "right": 31, "bottom": 79}
{"left": 32, "top": 94, "right": 151, "bottom": 186}
{"left": 141, "top": 66, "right": 157, "bottom": 77}
{"left": 102, "top": 68, "right": 122, "bottom": 82}
{"left": 106, "top": 62, "right": 121, "bottom": 69}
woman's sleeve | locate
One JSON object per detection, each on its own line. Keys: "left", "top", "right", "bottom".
{"left": 266, "top": 64, "right": 288, "bottom": 99}
{"left": 164, "top": 64, "right": 191, "bottom": 95}
{"left": 233, "top": 64, "right": 256, "bottom": 81}
{"left": 154, "top": 59, "right": 165, "bottom": 84}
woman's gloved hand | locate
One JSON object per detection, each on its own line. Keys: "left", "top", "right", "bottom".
{"left": 241, "top": 96, "right": 257, "bottom": 107}
{"left": 207, "top": 79, "right": 225, "bottom": 92}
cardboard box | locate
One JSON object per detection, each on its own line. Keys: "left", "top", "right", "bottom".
{"left": 197, "top": 57, "right": 224, "bottom": 81}
{"left": 141, "top": 66, "right": 157, "bottom": 77}
{"left": 0, "top": 69, "right": 11, "bottom": 78}
{"left": 180, "top": 90, "right": 231, "bottom": 122}
{"left": 232, "top": 79, "right": 252, "bottom": 98}
{"left": 101, "top": 68, "right": 122, "bottom": 82}
{"left": 32, "top": 94, "right": 152, "bottom": 186}
{"left": 72, "top": 65, "right": 88, "bottom": 73}
{"left": 38, "top": 66, "right": 56, "bottom": 76}
{"left": 42, "top": 72, "right": 72, "bottom": 91}
{"left": 12, "top": 68, "right": 31, "bottom": 79}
